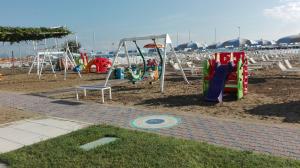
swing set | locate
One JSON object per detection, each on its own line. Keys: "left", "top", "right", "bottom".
{"left": 104, "top": 34, "right": 189, "bottom": 93}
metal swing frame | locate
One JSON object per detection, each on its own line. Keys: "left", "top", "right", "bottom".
{"left": 104, "top": 34, "right": 189, "bottom": 93}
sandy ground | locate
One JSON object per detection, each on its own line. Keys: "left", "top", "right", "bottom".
{"left": 0, "top": 68, "right": 107, "bottom": 93}
{"left": 0, "top": 106, "right": 40, "bottom": 125}
{"left": 1, "top": 65, "right": 300, "bottom": 127}
{"left": 75, "top": 67, "right": 300, "bottom": 127}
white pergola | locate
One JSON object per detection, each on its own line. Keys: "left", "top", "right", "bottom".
{"left": 104, "top": 34, "right": 189, "bottom": 93}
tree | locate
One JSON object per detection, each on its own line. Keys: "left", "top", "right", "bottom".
{"left": 63, "top": 40, "right": 81, "bottom": 53}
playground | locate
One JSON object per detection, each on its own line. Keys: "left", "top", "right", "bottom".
{"left": 1, "top": 61, "right": 299, "bottom": 127}
{"left": 78, "top": 67, "right": 300, "bottom": 126}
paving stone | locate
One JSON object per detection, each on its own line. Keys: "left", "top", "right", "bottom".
{"left": 28, "top": 118, "right": 86, "bottom": 131}
{"left": 9, "top": 122, "right": 69, "bottom": 137}
{"left": 0, "top": 138, "right": 23, "bottom": 153}
{"left": 1, "top": 92, "right": 300, "bottom": 160}
{"left": 0, "top": 127, "right": 47, "bottom": 145}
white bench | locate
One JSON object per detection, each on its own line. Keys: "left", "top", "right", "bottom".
{"left": 75, "top": 85, "right": 112, "bottom": 103}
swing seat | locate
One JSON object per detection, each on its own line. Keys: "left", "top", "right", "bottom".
{"left": 144, "top": 43, "right": 165, "bottom": 49}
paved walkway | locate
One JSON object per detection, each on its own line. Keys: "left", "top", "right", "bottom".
{"left": 0, "top": 92, "right": 300, "bottom": 160}
{"left": 0, "top": 117, "right": 88, "bottom": 153}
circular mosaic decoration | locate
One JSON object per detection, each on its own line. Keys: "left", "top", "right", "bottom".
{"left": 131, "top": 115, "right": 180, "bottom": 129}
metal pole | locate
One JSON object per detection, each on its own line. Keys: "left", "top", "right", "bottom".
{"left": 169, "top": 43, "right": 189, "bottom": 85}
{"left": 160, "top": 39, "right": 167, "bottom": 93}
{"left": 75, "top": 35, "right": 79, "bottom": 48}
{"left": 123, "top": 42, "right": 131, "bottom": 67}
{"left": 238, "top": 26, "right": 241, "bottom": 47}
{"left": 238, "top": 26, "right": 240, "bottom": 40}
{"left": 48, "top": 54, "right": 57, "bottom": 78}
{"left": 64, "top": 52, "right": 68, "bottom": 80}
{"left": 36, "top": 43, "right": 40, "bottom": 76}
{"left": 104, "top": 41, "right": 123, "bottom": 87}
{"left": 28, "top": 55, "right": 37, "bottom": 75}
{"left": 176, "top": 32, "right": 179, "bottom": 46}
{"left": 214, "top": 28, "right": 217, "bottom": 43}
{"left": 93, "top": 32, "right": 96, "bottom": 53}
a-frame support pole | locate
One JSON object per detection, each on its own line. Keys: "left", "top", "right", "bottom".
{"left": 169, "top": 43, "right": 190, "bottom": 84}
{"left": 160, "top": 39, "right": 168, "bottom": 93}
{"left": 104, "top": 41, "right": 123, "bottom": 87}
{"left": 104, "top": 34, "right": 190, "bottom": 92}
{"left": 123, "top": 42, "right": 131, "bottom": 68}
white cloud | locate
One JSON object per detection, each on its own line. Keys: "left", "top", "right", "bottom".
{"left": 264, "top": 0, "right": 300, "bottom": 22}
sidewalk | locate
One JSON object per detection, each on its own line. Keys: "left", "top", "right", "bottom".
{"left": 0, "top": 91, "right": 299, "bottom": 160}
{"left": 0, "top": 117, "right": 89, "bottom": 153}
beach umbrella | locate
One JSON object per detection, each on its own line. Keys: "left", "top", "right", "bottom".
{"left": 206, "top": 43, "right": 219, "bottom": 49}
{"left": 277, "top": 34, "right": 300, "bottom": 44}
{"left": 218, "top": 38, "right": 251, "bottom": 48}
{"left": 252, "top": 39, "right": 272, "bottom": 46}
{"left": 175, "top": 43, "right": 188, "bottom": 51}
{"left": 187, "top": 42, "right": 200, "bottom": 50}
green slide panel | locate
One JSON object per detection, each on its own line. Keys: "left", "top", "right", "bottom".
{"left": 237, "top": 59, "right": 244, "bottom": 100}
{"left": 202, "top": 60, "right": 210, "bottom": 95}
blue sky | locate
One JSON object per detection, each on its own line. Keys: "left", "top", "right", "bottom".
{"left": 1, "top": 0, "right": 300, "bottom": 52}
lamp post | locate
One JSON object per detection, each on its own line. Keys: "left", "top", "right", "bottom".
{"left": 238, "top": 26, "right": 240, "bottom": 40}
{"left": 214, "top": 28, "right": 217, "bottom": 43}
{"left": 238, "top": 26, "right": 241, "bottom": 47}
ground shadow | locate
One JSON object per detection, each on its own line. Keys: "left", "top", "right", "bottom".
{"left": 165, "top": 76, "right": 200, "bottom": 83}
{"left": 86, "top": 78, "right": 106, "bottom": 81}
{"left": 51, "top": 100, "right": 83, "bottom": 106}
{"left": 26, "top": 93, "right": 48, "bottom": 98}
{"left": 112, "top": 86, "right": 145, "bottom": 92}
{"left": 136, "top": 94, "right": 237, "bottom": 107}
{"left": 248, "top": 78, "right": 267, "bottom": 84}
{"left": 261, "top": 75, "right": 300, "bottom": 80}
{"left": 246, "top": 101, "right": 300, "bottom": 123}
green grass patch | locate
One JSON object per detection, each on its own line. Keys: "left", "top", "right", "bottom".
{"left": 0, "top": 125, "right": 299, "bottom": 168}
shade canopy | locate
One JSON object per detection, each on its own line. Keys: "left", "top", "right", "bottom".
{"left": 252, "top": 39, "right": 272, "bottom": 46}
{"left": 175, "top": 41, "right": 200, "bottom": 51}
{"left": 206, "top": 43, "right": 219, "bottom": 49}
{"left": 218, "top": 38, "right": 251, "bottom": 48}
{"left": 277, "top": 34, "right": 300, "bottom": 44}
{"left": 0, "top": 26, "right": 71, "bottom": 43}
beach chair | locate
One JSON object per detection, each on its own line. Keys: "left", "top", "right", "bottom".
{"left": 186, "top": 61, "right": 202, "bottom": 75}
{"left": 170, "top": 60, "right": 198, "bottom": 75}
{"left": 284, "top": 59, "right": 300, "bottom": 70}
{"left": 265, "top": 55, "right": 282, "bottom": 62}
{"left": 277, "top": 62, "right": 300, "bottom": 72}
{"left": 249, "top": 57, "right": 273, "bottom": 68}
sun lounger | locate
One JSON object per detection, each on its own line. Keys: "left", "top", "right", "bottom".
{"left": 278, "top": 62, "right": 300, "bottom": 72}
{"left": 249, "top": 57, "right": 273, "bottom": 68}
{"left": 284, "top": 59, "right": 300, "bottom": 70}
